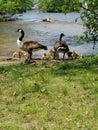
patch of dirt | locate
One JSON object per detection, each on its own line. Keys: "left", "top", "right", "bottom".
{"left": 0, "top": 56, "right": 68, "bottom": 66}
{"left": 0, "top": 56, "right": 24, "bottom": 66}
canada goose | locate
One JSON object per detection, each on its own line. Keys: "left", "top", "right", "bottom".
{"left": 54, "top": 33, "right": 70, "bottom": 60}
{"left": 16, "top": 28, "right": 48, "bottom": 62}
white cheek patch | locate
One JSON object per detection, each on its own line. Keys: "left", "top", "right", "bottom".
{"left": 19, "top": 29, "right": 22, "bottom": 33}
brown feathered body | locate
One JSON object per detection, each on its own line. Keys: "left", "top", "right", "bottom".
{"left": 19, "top": 40, "right": 47, "bottom": 52}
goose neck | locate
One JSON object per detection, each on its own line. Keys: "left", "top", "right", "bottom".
{"left": 19, "top": 30, "right": 24, "bottom": 41}
{"left": 60, "top": 35, "right": 63, "bottom": 41}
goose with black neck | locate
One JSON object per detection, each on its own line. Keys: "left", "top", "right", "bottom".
{"left": 54, "top": 33, "right": 70, "bottom": 60}
{"left": 16, "top": 28, "right": 48, "bottom": 62}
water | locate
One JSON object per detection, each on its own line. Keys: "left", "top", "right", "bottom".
{"left": 0, "top": 10, "right": 98, "bottom": 57}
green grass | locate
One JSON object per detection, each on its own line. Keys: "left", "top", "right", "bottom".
{"left": 0, "top": 55, "right": 98, "bottom": 130}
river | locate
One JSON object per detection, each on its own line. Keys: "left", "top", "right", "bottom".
{"left": 0, "top": 10, "right": 98, "bottom": 58}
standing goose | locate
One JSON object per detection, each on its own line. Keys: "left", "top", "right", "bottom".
{"left": 54, "top": 33, "right": 70, "bottom": 60}
{"left": 16, "top": 29, "right": 48, "bottom": 62}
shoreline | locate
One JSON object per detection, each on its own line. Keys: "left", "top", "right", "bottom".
{"left": 0, "top": 56, "right": 24, "bottom": 66}
{"left": 0, "top": 53, "right": 97, "bottom": 66}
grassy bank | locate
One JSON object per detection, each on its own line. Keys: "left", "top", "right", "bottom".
{"left": 0, "top": 55, "right": 98, "bottom": 130}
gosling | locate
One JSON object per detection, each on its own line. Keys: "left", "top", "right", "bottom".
{"left": 13, "top": 50, "right": 28, "bottom": 58}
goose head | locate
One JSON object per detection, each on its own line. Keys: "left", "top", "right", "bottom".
{"left": 16, "top": 28, "right": 25, "bottom": 42}
{"left": 60, "top": 33, "right": 65, "bottom": 37}
{"left": 16, "top": 28, "right": 24, "bottom": 33}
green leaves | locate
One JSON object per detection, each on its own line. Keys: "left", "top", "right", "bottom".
{"left": 0, "top": 0, "right": 32, "bottom": 15}
{"left": 80, "top": 0, "right": 98, "bottom": 49}
{"left": 38, "top": 0, "right": 81, "bottom": 13}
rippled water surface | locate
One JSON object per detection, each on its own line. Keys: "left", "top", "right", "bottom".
{"left": 0, "top": 10, "right": 98, "bottom": 57}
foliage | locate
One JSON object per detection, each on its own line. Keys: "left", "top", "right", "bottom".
{"left": 62, "top": 0, "right": 82, "bottom": 13}
{"left": 0, "top": 55, "right": 98, "bottom": 129}
{"left": 0, "top": 14, "right": 3, "bottom": 21}
{"left": 79, "top": 0, "right": 98, "bottom": 49}
{"left": 38, "top": 0, "right": 82, "bottom": 13}
{"left": 0, "top": 0, "right": 33, "bottom": 15}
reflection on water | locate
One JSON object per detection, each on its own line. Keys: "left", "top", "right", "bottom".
{"left": 0, "top": 10, "right": 98, "bottom": 57}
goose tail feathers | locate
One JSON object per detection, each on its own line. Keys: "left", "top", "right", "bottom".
{"left": 41, "top": 45, "right": 48, "bottom": 50}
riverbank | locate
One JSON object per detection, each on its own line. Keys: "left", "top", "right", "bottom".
{"left": 0, "top": 55, "right": 72, "bottom": 66}
{"left": 0, "top": 56, "right": 23, "bottom": 66}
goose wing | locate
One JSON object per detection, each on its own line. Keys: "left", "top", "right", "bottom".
{"left": 23, "top": 40, "right": 47, "bottom": 51}
{"left": 54, "top": 41, "right": 69, "bottom": 50}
